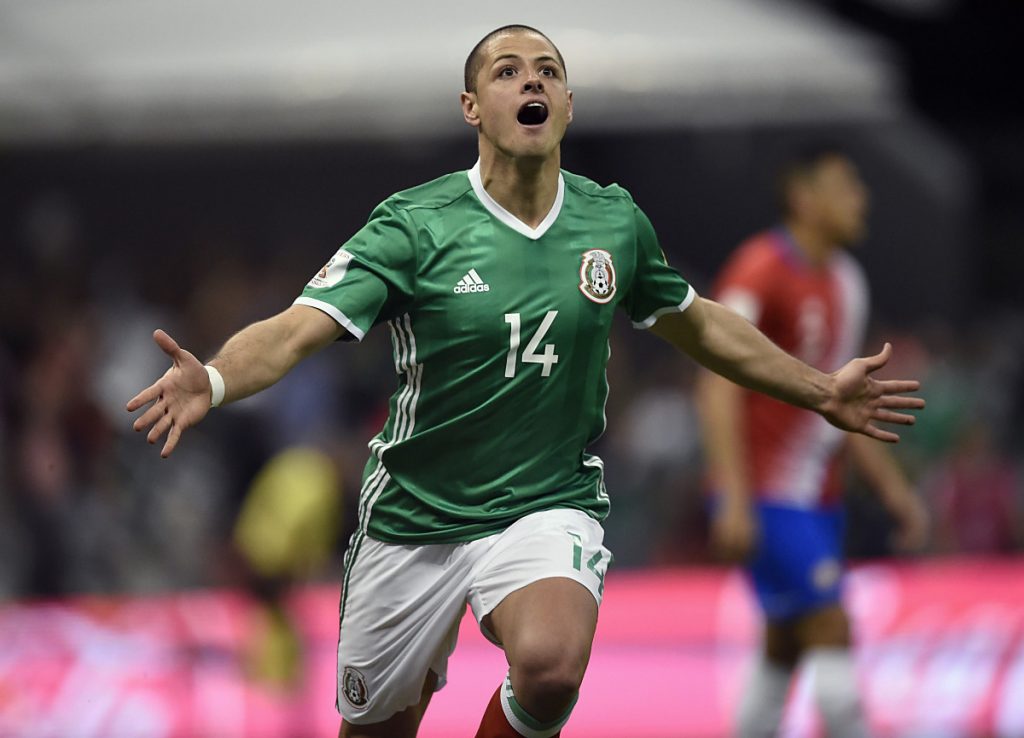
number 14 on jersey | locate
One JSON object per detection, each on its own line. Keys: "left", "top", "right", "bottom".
{"left": 505, "top": 311, "right": 560, "bottom": 378}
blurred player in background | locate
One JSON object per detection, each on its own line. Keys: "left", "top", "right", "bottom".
{"left": 233, "top": 446, "right": 342, "bottom": 689}
{"left": 127, "top": 29, "right": 924, "bottom": 738}
{"left": 698, "top": 146, "right": 929, "bottom": 738}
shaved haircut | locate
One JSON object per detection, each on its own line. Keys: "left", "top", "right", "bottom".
{"left": 464, "top": 24, "right": 567, "bottom": 93}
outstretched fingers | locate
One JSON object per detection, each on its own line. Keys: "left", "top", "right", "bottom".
{"left": 862, "top": 342, "right": 893, "bottom": 373}
{"left": 872, "top": 408, "right": 917, "bottom": 426}
{"left": 146, "top": 410, "right": 174, "bottom": 446}
{"left": 862, "top": 424, "right": 901, "bottom": 444}
{"left": 132, "top": 397, "right": 167, "bottom": 432}
{"left": 877, "top": 378, "right": 921, "bottom": 396}
{"left": 879, "top": 394, "right": 926, "bottom": 410}
{"left": 161, "top": 423, "right": 183, "bottom": 458}
{"left": 153, "top": 329, "right": 182, "bottom": 359}
{"left": 126, "top": 382, "right": 162, "bottom": 412}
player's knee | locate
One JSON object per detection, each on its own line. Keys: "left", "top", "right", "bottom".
{"left": 511, "top": 636, "right": 587, "bottom": 703}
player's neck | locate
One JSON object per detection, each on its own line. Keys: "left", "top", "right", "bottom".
{"left": 478, "top": 149, "right": 561, "bottom": 228}
{"left": 785, "top": 221, "right": 835, "bottom": 267}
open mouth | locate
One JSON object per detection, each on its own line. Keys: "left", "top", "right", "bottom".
{"left": 517, "top": 101, "right": 549, "bottom": 126}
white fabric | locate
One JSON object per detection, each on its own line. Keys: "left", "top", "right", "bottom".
{"left": 204, "top": 364, "right": 225, "bottom": 407}
{"left": 736, "top": 656, "right": 794, "bottom": 738}
{"left": 468, "top": 160, "right": 565, "bottom": 241}
{"left": 499, "top": 672, "right": 572, "bottom": 738}
{"left": 806, "top": 647, "right": 873, "bottom": 738}
{"left": 336, "top": 508, "right": 610, "bottom": 724}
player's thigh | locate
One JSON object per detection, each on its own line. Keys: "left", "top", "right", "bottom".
{"left": 337, "top": 535, "right": 470, "bottom": 725}
{"left": 471, "top": 508, "right": 610, "bottom": 673}
{"left": 488, "top": 576, "right": 598, "bottom": 679}
{"left": 793, "top": 603, "right": 852, "bottom": 650}
{"left": 763, "top": 619, "right": 801, "bottom": 668}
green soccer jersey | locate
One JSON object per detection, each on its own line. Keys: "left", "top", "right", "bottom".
{"left": 296, "top": 161, "right": 694, "bottom": 543}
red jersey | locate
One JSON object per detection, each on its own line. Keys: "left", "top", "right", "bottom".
{"left": 713, "top": 229, "right": 868, "bottom": 507}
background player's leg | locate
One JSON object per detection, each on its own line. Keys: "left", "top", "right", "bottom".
{"left": 340, "top": 671, "right": 437, "bottom": 738}
{"left": 736, "top": 621, "right": 798, "bottom": 738}
{"left": 795, "top": 604, "right": 872, "bottom": 738}
{"left": 477, "top": 577, "right": 597, "bottom": 737}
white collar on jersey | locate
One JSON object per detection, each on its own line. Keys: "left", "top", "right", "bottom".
{"left": 467, "top": 159, "right": 565, "bottom": 241}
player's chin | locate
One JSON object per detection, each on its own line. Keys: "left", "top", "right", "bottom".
{"left": 838, "top": 225, "right": 867, "bottom": 247}
{"left": 515, "top": 125, "right": 563, "bottom": 152}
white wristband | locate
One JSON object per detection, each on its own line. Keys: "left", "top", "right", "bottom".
{"left": 205, "top": 365, "right": 226, "bottom": 408}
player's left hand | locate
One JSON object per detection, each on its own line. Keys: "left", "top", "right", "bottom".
{"left": 820, "top": 343, "right": 924, "bottom": 443}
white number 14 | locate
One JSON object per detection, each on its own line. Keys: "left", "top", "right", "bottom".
{"left": 504, "top": 311, "right": 559, "bottom": 378}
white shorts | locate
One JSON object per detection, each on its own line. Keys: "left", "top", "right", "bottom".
{"left": 336, "top": 507, "right": 612, "bottom": 725}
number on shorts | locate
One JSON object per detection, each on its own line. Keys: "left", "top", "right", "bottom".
{"left": 568, "top": 532, "right": 606, "bottom": 595}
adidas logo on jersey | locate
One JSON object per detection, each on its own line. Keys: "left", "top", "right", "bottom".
{"left": 454, "top": 268, "right": 490, "bottom": 294}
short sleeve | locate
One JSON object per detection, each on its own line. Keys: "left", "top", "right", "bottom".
{"left": 294, "top": 199, "right": 417, "bottom": 341}
{"left": 622, "top": 204, "right": 696, "bottom": 329}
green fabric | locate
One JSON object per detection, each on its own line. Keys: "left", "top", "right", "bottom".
{"left": 298, "top": 165, "right": 692, "bottom": 543}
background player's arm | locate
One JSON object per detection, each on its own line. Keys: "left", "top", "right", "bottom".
{"left": 696, "top": 370, "right": 758, "bottom": 561}
{"left": 127, "top": 305, "right": 343, "bottom": 457}
{"left": 650, "top": 297, "right": 923, "bottom": 442}
{"left": 847, "top": 434, "right": 929, "bottom": 550}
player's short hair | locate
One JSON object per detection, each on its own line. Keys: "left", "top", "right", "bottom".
{"left": 464, "top": 25, "right": 567, "bottom": 93}
{"left": 775, "top": 144, "right": 851, "bottom": 216}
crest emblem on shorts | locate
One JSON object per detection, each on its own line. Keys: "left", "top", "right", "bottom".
{"left": 579, "top": 249, "right": 616, "bottom": 304}
{"left": 812, "top": 558, "right": 841, "bottom": 592}
{"left": 342, "top": 666, "right": 369, "bottom": 707}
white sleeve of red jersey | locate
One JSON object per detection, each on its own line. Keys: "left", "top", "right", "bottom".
{"left": 717, "top": 287, "right": 763, "bottom": 325}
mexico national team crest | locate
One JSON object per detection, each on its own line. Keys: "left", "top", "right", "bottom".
{"left": 579, "top": 249, "right": 617, "bottom": 304}
{"left": 342, "top": 666, "right": 369, "bottom": 708}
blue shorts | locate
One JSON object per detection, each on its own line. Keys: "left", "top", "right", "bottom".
{"left": 744, "top": 502, "right": 846, "bottom": 621}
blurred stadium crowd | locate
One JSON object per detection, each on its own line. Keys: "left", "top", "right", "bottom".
{"left": 1, "top": 159, "right": 1020, "bottom": 601}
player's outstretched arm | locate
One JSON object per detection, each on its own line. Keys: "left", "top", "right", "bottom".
{"left": 126, "top": 305, "right": 343, "bottom": 458}
{"left": 651, "top": 297, "right": 924, "bottom": 442}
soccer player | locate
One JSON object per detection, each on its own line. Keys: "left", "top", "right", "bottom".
{"left": 697, "top": 146, "right": 929, "bottom": 738}
{"left": 126, "top": 28, "right": 924, "bottom": 738}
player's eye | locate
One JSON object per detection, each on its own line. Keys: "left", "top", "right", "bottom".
{"left": 499, "top": 66, "right": 516, "bottom": 78}
{"left": 540, "top": 66, "right": 556, "bottom": 77}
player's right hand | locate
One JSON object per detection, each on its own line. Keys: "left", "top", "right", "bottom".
{"left": 711, "top": 500, "right": 758, "bottom": 563}
{"left": 126, "top": 329, "right": 211, "bottom": 458}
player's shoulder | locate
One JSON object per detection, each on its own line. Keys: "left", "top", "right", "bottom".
{"left": 383, "top": 170, "right": 475, "bottom": 215}
{"left": 714, "top": 231, "right": 789, "bottom": 296}
{"left": 561, "top": 169, "right": 635, "bottom": 205}
{"left": 829, "top": 247, "right": 869, "bottom": 293}
{"left": 727, "top": 231, "right": 788, "bottom": 271}
{"left": 830, "top": 247, "right": 866, "bottom": 278}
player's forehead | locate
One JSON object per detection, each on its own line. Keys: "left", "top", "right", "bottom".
{"left": 481, "top": 30, "right": 562, "bottom": 69}
{"left": 821, "top": 154, "right": 856, "bottom": 175}
{"left": 812, "top": 155, "right": 860, "bottom": 187}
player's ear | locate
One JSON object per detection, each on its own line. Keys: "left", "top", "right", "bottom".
{"left": 566, "top": 89, "right": 573, "bottom": 124}
{"left": 461, "top": 91, "right": 481, "bottom": 128}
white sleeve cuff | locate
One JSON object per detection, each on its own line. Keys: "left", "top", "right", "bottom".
{"left": 631, "top": 287, "right": 698, "bottom": 329}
